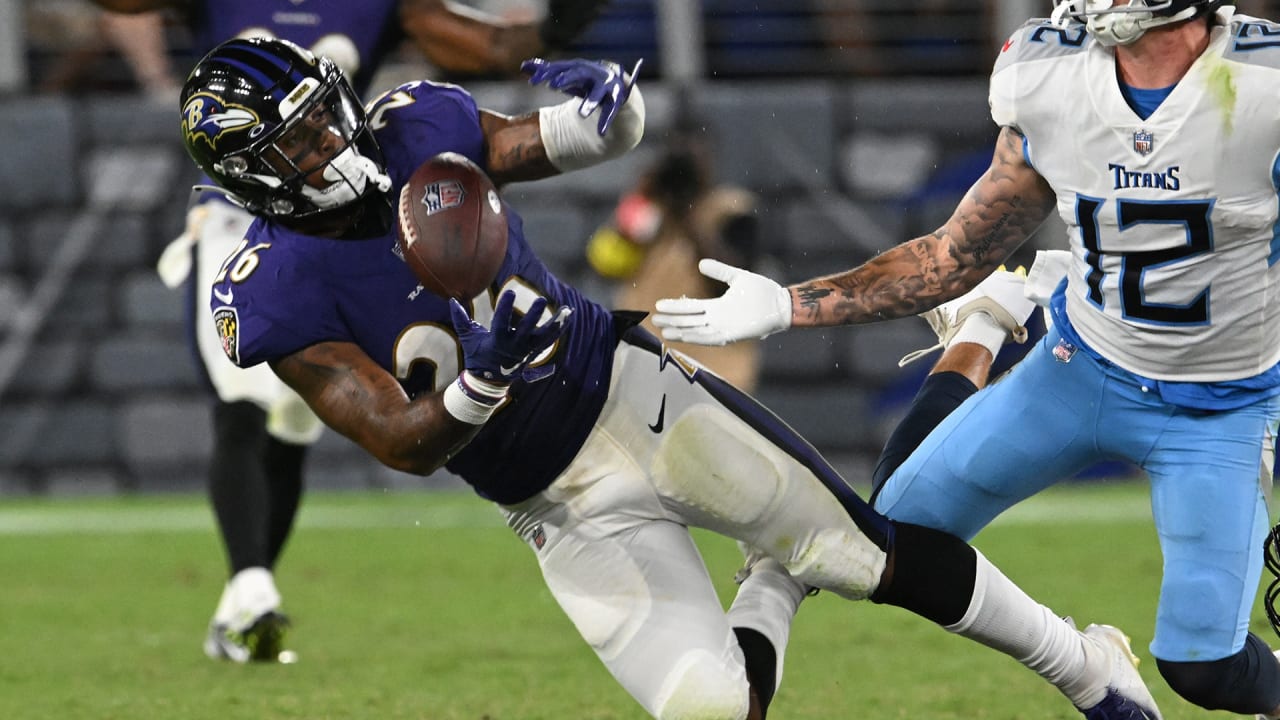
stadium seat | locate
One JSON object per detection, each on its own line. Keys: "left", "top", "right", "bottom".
{"left": 120, "top": 270, "right": 184, "bottom": 331}
{"left": 84, "top": 94, "right": 176, "bottom": 146}
{"left": 0, "top": 219, "right": 15, "bottom": 272}
{"left": 119, "top": 397, "right": 212, "bottom": 467}
{"left": 841, "top": 321, "right": 940, "bottom": 385}
{"left": 753, "top": 381, "right": 872, "bottom": 451}
{"left": 0, "top": 97, "right": 79, "bottom": 210}
{"left": 43, "top": 467, "right": 120, "bottom": 497}
{"left": 87, "top": 212, "right": 152, "bottom": 270}
{"left": 4, "top": 340, "right": 83, "bottom": 397}
{"left": 513, "top": 205, "right": 589, "bottom": 277}
{"left": 693, "top": 82, "right": 835, "bottom": 191}
{"left": 759, "top": 330, "right": 844, "bottom": 381}
{"left": 843, "top": 79, "right": 992, "bottom": 135}
{"left": 780, "top": 196, "right": 902, "bottom": 274}
{"left": 90, "top": 336, "right": 200, "bottom": 393}
{"left": 25, "top": 401, "right": 118, "bottom": 467}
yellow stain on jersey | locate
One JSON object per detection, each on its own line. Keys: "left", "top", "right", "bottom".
{"left": 1204, "top": 56, "right": 1238, "bottom": 135}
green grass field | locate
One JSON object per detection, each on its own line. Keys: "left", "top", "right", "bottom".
{"left": 0, "top": 481, "right": 1264, "bottom": 719}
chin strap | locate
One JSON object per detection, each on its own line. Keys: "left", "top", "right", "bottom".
{"left": 300, "top": 148, "right": 391, "bottom": 210}
{"left": 1051, "top": 1, "right": 1203, "bottom": 46}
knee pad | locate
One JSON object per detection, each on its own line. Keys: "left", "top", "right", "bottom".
{"left": 653, "top": 649, "right": 750, "bottom": 720}
{"left": 1157, "top": 633, "right": 1280, "bottom": 713}
{"left": 651, "top": 405, "right": 782, "bottom": 526}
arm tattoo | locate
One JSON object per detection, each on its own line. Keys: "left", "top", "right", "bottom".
{"left": 482, "top": 111, "right": 557, "bottom": 184}
{"left": 792, "top": 126, "right": 1054, "bottom": 328}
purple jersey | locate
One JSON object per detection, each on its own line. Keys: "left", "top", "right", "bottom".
{"left": 189, "top": 0, "right": 403, "bottom": 94}
{"left": 210, "top": 81, "right": 618, "bottom": 504}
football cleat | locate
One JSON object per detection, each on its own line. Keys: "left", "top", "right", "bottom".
{"left": 898, "top": 266, "right": 1037, "bottom": 366}
{"left": 1079, "top": 624, "right": 1162, "bottom": 720}
{"left": 203, "top": 611, "right": 294, "bottom": 664}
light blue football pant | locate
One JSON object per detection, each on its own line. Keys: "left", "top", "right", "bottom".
{"left": 874, "top": 327, "right": 1280, "bottom": 662}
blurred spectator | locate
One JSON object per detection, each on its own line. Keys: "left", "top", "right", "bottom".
{"left": 586, "top": 134, "right": 767, "bottom": 391}
{"left": 815, "top": 0, "right": 997, "bottom": 76}
{"left": 27, "top": 0, "right": 178, "bottom": 95}
{"left": 99, "top": 10, "right": 179, "bottom": 101}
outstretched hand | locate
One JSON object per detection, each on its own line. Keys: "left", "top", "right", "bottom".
{"left": 521, "top": 57, "right": 643, "bottom": 136}
{"left": 449, "top": 291, "right": 571, "bottom": 384}
{"left": 652, "top": 259, "right": 793, "bottom": 346}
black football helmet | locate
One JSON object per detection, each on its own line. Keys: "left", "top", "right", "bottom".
{"left": 1051, "top": 0, "right": 1223, "bottom": 45}
{"left": 179, "top": 37, "right": 391, "bottom": 227}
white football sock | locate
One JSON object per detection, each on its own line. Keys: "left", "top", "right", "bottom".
{"left": 950, "top": 311, "right": 1007, "bottom": 359}
{"left": 211, "top": 582, "right": 235, "bottom": 625}
{"left": 727, "top": 557, "right": 806, "bottom": 691}
{"left": 945, "top": 550, "right": 1103, "bottom": 708}
{"left": 226, "top": 567, "right": 281, "bottom": 629}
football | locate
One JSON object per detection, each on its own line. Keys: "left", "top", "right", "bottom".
{"left": 397, "top": 152, "right": 508, "bottom": 301}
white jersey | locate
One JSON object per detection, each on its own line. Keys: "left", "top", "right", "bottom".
{"left": 990, "top": 7, "right": 1280, "bottom": 382}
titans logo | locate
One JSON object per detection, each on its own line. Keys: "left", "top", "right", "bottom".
{"left": 182, "top": 92, "right": 260, "bottom": 150}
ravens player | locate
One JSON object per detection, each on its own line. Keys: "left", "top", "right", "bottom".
{"left": 653, "top": 1, "right": 1280, "bottom": 716}
{"left": 91, "top": 0, "right": 611, "bottom": 662}
{"left": 179, "top": 36, "right": 1162, "bottom": 719}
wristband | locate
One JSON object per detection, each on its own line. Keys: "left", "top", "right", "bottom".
{"left": 538, "top": 84, "right": 645, "bottom": 172}
{"left": 442, "top": 372, "right": 509, "bottom": 425}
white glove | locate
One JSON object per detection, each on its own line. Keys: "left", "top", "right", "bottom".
{"left": 652, "top": 259, "right": 792, "bottom": 346}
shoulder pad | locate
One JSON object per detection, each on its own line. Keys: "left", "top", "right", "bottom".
{"left": 994, "top": 18, "right": 1092, "bottom": 75}
{"left": 1223, "top": 15, "right": 1280, "bottom": 69}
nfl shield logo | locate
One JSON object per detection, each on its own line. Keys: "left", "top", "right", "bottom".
{"left": 1052, "top": 339, "right": 1077, "bottom": 364}
{"left": 421, "top": 179, "right": 466, "bottom": 215}
{"left": 1133, "top": 130, "right": 1154, "bottom": 156}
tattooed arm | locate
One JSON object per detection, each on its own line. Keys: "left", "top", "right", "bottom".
{"left": 270, "top": 342, "right": 481, "bottom": 475}
{"left": 480, "top": 109, "right": 560, "bottom": 186}
{"left": 790, "top": 126, "right": 1055, "bottom": 328}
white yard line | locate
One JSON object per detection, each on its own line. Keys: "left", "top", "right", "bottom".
{"left": 0, "top": 490, "right": 1153, "bottom": 536}
{"left": 0, "top": 500, "right": 504, "bottom": 535}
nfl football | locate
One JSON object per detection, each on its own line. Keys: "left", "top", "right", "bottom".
{"left": 397, "top": 152, "right": 508, "bottom": 301}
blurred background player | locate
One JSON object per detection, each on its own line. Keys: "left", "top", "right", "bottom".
{"left": 89, "top": 0, "right": 612, "bottom": 663}
{"left": 585, "top": 130, "right": 767, "bottom": 391}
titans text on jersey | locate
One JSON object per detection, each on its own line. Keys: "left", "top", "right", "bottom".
{"left": 992, "top": 7, "right": 1280, "bottom": 382}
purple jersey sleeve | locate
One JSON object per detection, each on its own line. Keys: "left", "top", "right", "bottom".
{"left": 209, "top": 221, "right": 349, "bottom": 369}
{"left": 371, "top": 81, "right": 489, "bottom": 184}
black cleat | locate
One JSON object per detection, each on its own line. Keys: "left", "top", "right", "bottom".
{"left": 204, "top": 611, "right": 295, "bottom": 664}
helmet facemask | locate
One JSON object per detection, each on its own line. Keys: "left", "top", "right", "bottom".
{"left": 181, "top": 38, "right": 391, "bottom": 226}
{"left": 224, "top": 71, "right": 390, "bottom": 218}
{"left": 1050, "top": 0, "right": 1214, "bottom": 46}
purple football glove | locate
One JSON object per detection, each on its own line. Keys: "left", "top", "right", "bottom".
{"left": 521, "top": 57, "right": 643, "bottom": 136}
{"left": 449, "top": 291, "right": 570, "bottom": 385}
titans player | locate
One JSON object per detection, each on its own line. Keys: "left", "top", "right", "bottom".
{"left": 654, "top": 1, "right": 1280, "bottom": 716}
{"left": 180, "top": 37, "right": 1166, "bottom": 719}
{"left": 92, "top": 0, "right": 610, "bottom": 661}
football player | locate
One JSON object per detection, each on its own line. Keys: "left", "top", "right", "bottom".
{"left": 179, "top": 36, "right": 1163, "bottom": 719}
{"left": 653, "top": 1, "right": 1280, "bottom": 716}
{"left": 90, "top": 0, "right": 611, "bottom": 662}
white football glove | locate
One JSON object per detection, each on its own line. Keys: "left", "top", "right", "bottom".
{"left": 652, "top": 259, "right": 792, "bottom": 346}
